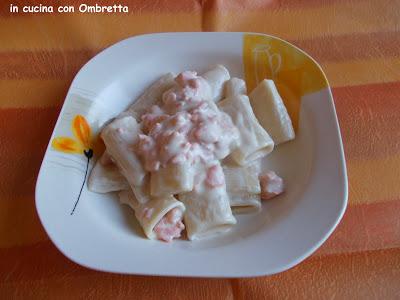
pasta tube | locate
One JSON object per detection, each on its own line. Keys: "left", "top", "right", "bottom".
{"left": 202, "top": 65, "right": 230, "bottom": 102}
{"left": 119, "top": 190, "right": 185, "bottom": 241}
{"left": 224, "top": 77, "right": 247, "bottom": 97}
{"left": 249, "top": 79, "right": 295, "bottom": 144}
{"left": 87, "top": 151, "right": 129, "bottom": 193}
{"left": 101, "top": 116, "right": 146, "bottom": 190}
{"left": 219, "top": 95, "right": 274, "bottom": 165}
{"left": 178, "top": 162, "right": 236, "bottom": 240}
{"left": 150, "top": 161, "right": 195, "bottom": 197}
{"left": 126, "top": 73, "right": 176, "bottom": 120}
{"left": 223, "top": 160, "right": 262, "bottom": 213}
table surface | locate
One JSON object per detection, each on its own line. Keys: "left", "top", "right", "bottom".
{"left": 1, "top": 0, "right": 400, "bottom": 298}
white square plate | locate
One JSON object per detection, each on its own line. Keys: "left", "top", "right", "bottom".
{"left": 36, "top": 32, "right": 347, "bottom": 277}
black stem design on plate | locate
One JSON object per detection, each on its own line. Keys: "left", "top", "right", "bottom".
{"left": 70, "top": 149, "right": 93, "bottom": 215}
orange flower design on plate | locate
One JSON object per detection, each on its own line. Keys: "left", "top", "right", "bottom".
{"left": 52, "top": 115, "right": 93, "bottom": 158}
{"left": 51, "top": 115, "right": 94, "bottom": 215}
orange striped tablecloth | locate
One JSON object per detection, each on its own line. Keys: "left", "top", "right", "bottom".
{"left": 1, "top": 0, "right": 400, "bottom": 298}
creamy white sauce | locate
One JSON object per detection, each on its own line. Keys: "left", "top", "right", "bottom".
{"left": 136, "top": 72, "right": 239, "bottom": 175}
{"left": 205, "top": 164, "right": 225, "bottom": 188}
{"left": 134, "top": 71, "right": 241, "bottom": 242}
{"left": 100, "top": 68, "right": 291, "bottom": 243}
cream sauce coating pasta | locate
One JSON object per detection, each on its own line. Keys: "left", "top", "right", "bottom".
{"left": 136, "top": 72, "right": 239, "bottom": 173}
{"left": 94, "top": 66, "right": 292, "bottom": 243}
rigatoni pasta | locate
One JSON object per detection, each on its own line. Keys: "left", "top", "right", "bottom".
{"left": 225, "top": 77, "right": 247, "bottom": 97}
{"left": 219, "top": 95, "right": 274, "bottom": 166}
{"left": 126, "top": 73, "right": 176, "bottom": 120}
{"left": 150, "top": 161, "right": 195, "bottom": 197}
{"left": 89, "top": 65, "right": 291, "bottom": 243}
{"left": 178, "top": 163, "right": 236, "bottom": 240}
{"left": 101, "top": 115, "right": 146, "bottom": 189}
{"left": 202, "top": 65, "right": 230, "bottom": 102}
{"left": 87, "top": 152, "right": 129, "bottom": 193}
{"left": 223, "top": 160, "right": 262, "bottom": 213}
{"left": 119, "top": 190, "right": 185, "bottom": 241}
{"left": 249, "top": 79, "right": 295, "bottom": 144}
